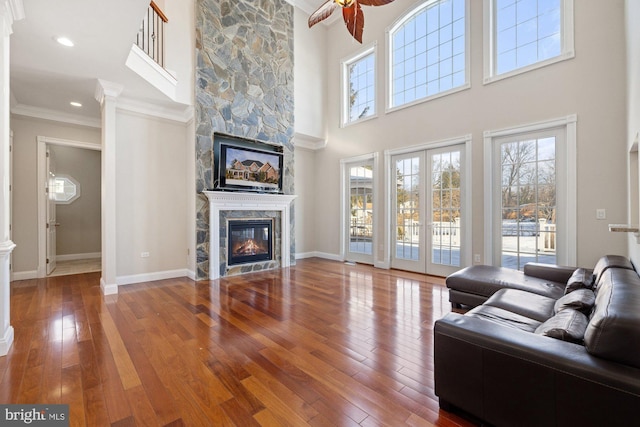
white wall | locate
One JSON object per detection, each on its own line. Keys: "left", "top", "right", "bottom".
{"left": 294, "top": 7, "right": 327, "bottom": 140}
{"left": 297, "top": 0, "right": 628, "bottom": 268}
{"left": 115, "top": 110, "right": 188, "bottom": 279}
{"left": 11, "top": 116, "right": 100, "bottom": 273}
{"left": 163, "top": 0, "right": 195, "bottom": 106}
{"left": 626, "top": 0, "right": 640, "bottom": 267}
{"left": 293, "top": 6, "right": 326, "bottom": 254}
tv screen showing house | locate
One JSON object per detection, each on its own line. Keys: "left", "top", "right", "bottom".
{"left": 213, "top": 133, "right": 284, "bottom": 193}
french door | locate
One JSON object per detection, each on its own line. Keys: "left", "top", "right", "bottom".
{"left": 391, "top": 145, "right": 465, "bottom": 276}
{"left": 344, "top": 159, "right": 375, "bottom": 264}
{"left": 486, "top": 116, "right": 577, "bottom": 270}
{"left": 493, "top": 129, "right": 562, "bottom": 269}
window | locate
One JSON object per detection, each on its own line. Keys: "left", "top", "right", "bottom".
{"left": 484, "top": 0, "right": 574, "bottom": 82}
{"left": 342, "top": 44, "right": 376, "bottom": 126}
{"left": 484, "top": 116, "right": 576, "bottom": 269}
{"left": 388, "top": 0, "right": 469, "bottom": 110}
{"left": 50, "top": 174, "right": 80, "bottom": 204}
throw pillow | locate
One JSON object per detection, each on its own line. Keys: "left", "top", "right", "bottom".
{"left": 554, "top": 288, "right": 596, "bottom": 315}
{"left": 535, "top": 309, "right": 588, "bottom": 344}
{"left": 564, "top": 268, "right": 593, "bottom": 294}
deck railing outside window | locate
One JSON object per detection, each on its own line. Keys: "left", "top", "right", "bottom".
{"left": 136, "top": 1, "right": 167, "bottom": 67}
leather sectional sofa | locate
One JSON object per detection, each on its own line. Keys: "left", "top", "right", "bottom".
{"left": 434, "top": 255, "right": 640, "bottom": 427}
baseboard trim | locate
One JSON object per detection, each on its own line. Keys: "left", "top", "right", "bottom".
{"left": 374, "top": 260, "right": 390, "bottom": 269}
{"left": 295, "top": 251, "right": 343, "bottom": 261}
{"left": 186, "top": 269, "right": 196, "bottom": 281}
{"left": 56, "top": 252, "right": 101, "bottom": 261}
{"left": 100, "top": 278, "right": 118, "bottom": 295}
{"left": 116, "top": 269, "right": 190, "bottom": 286}
{"left": 10, "top": 270, "right": 38, "bottom": 281}
{"left": 0, "top": 326, "right": 15, "bottom": 356}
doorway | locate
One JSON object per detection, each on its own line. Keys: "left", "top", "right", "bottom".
{"left": 342, "top": 154, "right": 378, "bottom": 264}
{"left": 387, "top": 136, "right": 471, "bottom": 276}
{"left": 37, "top": 137, "right": 102, "bottom": 277}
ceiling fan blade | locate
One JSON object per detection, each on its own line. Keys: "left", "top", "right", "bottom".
{"left": 358, "top": 0, "right": 396, "bottom": 6}
{"left": 343, "top": 3, "right": 364, "bottom": 43}
{"left": 309, "top": 1, "right": 339, "bottom": 28}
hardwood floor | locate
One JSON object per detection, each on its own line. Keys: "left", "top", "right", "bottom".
{"left": 2, "top": 258, "right": 476, "bottom": 426}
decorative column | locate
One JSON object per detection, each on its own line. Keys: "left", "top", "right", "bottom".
{"left": 95, "top": 79, "right": 122, "bottom": 295}
{"left": 0, "top": 0, "right": 24, "bottom": 356}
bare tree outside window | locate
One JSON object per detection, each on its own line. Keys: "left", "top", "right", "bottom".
{"left": 500, "top": 137, "right": 557, "bottom": 269}
{"left": 347, "top": 52, "right": 375, "bottom": 123}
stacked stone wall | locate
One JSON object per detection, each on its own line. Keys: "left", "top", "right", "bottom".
{"left": 195, "top": 0, "right": 294, "bottom": 279}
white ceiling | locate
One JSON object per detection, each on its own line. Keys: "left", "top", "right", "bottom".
{"left": 10, "top": 0, "right": 189, "bottom": 126}
{"left": 9, "top": 0, "right": 329, "bottom": 127}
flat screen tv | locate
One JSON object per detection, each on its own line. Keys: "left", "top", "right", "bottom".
{"left": 212, "top": 133, "right": 284, "bottom": 194}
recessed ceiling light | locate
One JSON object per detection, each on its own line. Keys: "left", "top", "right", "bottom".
{"left": 70, "top": 101, "right": 82, "bottom": 107}
{"left": 55, "top": 37, "right": 74, "bottom": 47}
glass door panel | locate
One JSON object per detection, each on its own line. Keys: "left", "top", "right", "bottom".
{"left": 500, "top": 136, "right": 557, "bottom": 270}
{"left": 428, "top": 147, "right": 463, "bottom": 277}
{"left": 392, "top": 154, "right": 425, "bottom": 272}
{"left": 346, "top": 163, "right": 374, "bottom": 264}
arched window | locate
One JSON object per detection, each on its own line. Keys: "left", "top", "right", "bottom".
{"left": 388, "top": 0, "right": 469, "bottom": 110}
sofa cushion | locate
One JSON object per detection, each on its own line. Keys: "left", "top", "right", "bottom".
{"left": 535, "top": 309, "right": 588, "bottom": 343}
{"left": 564, "top": 268, "right": 594, "bottom": 294}
{"left": 554, "top": 288, "right": 595, "bottom": 315}
{"left": 466, "top": 305, "right": 542, "bottom": 332}
{"left": 446, "top": 265, "right": 565, "bottom": 301}
{"left": 484, "top": 289, "right": 556, "bottom": 322}
{"left": 592, "top": 255, "right": 635, "bottom": 288}
{"left": 584, "top": 268, "right": 640, "bottom": 369}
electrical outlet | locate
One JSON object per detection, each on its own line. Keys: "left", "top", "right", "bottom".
{"left": 596, "top": 209, "right": 606, "bottom": 220}
{"left": 474, "top": 254, "right": 481, "bottom": 264}
{"left": 141, "top": 252, "right": 150, "bottom": 258}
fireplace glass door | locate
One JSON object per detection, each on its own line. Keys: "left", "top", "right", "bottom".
{"left": 228, "top": 220, "right": 273, "bottom": 266}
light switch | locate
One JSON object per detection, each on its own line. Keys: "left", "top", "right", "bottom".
{"left": 596, "top": 209, "right": 606, "bottom": 220}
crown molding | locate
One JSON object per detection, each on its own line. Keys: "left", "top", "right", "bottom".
{"left": 294, "top": 132, "right": 327, "bottom": 150}
{"left": 11, "top": 97, "right": 193, "bottom": 127}
{"left": 1, "top": 0, "right": 24, "bottom": 35}
{"left": 116, "top": 97, "right": 194, "bottom": 124}
{"left": 11, "top": 103, "right": 101, "bottom": 128}
{"left": 94, "top": 79, "right": 124, "bottom": 105}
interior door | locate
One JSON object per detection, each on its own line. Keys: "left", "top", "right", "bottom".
{"left": 46, "top": 148, "right": 57, "bottom": 275}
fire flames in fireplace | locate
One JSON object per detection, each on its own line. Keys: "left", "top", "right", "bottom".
{"left": 232, "top": 239, "right": 268, "bottom": 256}
{"left": 228, "top": 219, "right": 273, "bottom": 266}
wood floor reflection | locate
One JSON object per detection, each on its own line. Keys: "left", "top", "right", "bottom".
{"left": 3, "top": 258, "right": 475, "bottom": 426}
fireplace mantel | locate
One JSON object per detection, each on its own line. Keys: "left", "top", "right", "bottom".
{"left": 203, "top": 191, "right": 296, "bottom": 279}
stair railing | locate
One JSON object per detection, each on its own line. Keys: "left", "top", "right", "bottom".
{"left": 136, "top": 1, "right": 168, "bottom": 67}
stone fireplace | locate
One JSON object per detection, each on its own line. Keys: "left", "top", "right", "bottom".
{"left": 203, "top": 191, "right": 296, "bottom": 279}
{"left": 195, "top": 0, "right": 294, "bottom": 280}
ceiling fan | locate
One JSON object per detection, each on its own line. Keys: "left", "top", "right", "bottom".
{"left": 308, "top": 0, "right": 397, "bottom": 43}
